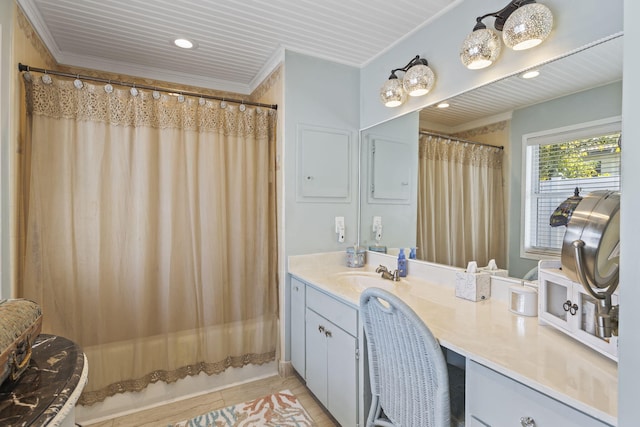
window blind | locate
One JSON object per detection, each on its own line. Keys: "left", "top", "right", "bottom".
{"left": 526, "top": 132, "right": 621, "bottom": 253}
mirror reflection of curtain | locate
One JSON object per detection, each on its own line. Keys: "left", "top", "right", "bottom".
{"left": 18, "top": 78, "right": 278, "bottom": 405}
{"left": 416, "top": 135, "right": 505, "bottom": 269}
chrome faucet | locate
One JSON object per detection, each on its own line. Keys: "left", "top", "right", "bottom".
{"left": 376, "top": 265, "right": 400, "bottom": 281}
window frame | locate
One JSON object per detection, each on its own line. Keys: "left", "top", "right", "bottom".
{"left": 520, "top": 116, "right": 622, "bottom": 260}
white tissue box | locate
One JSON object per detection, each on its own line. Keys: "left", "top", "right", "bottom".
{"left": 455, "top": 271, "right": 491, "bottom": 301}
{"left": 478, "top": 267, "right": 508, "bottom": 277}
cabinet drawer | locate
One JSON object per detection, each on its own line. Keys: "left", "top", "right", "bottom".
{"left": 306, "top": 286, "right": 357, "bottom": 336}
{"left": 467, "top": 361, "right": 612, "bottom": 427}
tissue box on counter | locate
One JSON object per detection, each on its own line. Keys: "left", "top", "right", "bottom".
{"left": 478, "top": 267, "right": 508, "bottom": 277}
{"left": 477, "top": 258, "right": 508, "bottom": 277}
{"left": 455, "top": 271, "right": 491, "bottom": 301}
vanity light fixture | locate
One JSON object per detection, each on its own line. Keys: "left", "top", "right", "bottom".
{"left": 460, "top": 0, "right": 553, "bottom": 70}
{"left": 380, "top": 55, "right": 435, "bottom": 108}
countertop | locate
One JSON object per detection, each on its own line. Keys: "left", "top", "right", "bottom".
{"left": 289, "top": 251, "right": 618, "bottom": 426}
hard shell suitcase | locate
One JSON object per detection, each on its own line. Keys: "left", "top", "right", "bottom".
{"left": 0, "top": 299, "right": 43, "bottom": 386}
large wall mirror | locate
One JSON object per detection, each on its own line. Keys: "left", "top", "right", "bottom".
{"left": 359, "top": 34, "right": 623, "bottom": 278}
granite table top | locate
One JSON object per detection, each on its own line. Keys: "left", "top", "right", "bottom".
{"left": 0, "top": 334, "right": 88, "bottom": 426}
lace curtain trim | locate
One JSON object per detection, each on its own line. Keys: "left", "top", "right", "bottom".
{"left": 419, "top": 136, "right": 503, "bottom": 169}
{"left": 24, "top": 79, "right": 276, "bottom": 137}
{"left": 78, "top": 350, "right": 276, "bottom": 406}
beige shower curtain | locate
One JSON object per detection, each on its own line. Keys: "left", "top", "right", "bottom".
{"left": 18, "top": 77, "right": 278, "bottom": 405}
{"left": 417, "top": 135, "right": 505, "bottom": 269}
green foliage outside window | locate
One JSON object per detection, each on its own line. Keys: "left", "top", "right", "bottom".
{"left": 538, "top": 134, "right": 621, "bottom": 181}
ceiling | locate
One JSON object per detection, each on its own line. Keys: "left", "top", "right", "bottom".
{"left": 18, "top": 0, "right": 458, "bottom": 94}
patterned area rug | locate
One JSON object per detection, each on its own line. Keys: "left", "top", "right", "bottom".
{"left": 169, "top": 389, "right": 315, "bottom": 427}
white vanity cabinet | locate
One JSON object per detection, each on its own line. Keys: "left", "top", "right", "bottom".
{"left": 538, "top": 267, "right": 618, "bottom": 360}
{"left": 291, "top": 276, "right": 360, "bottom": 427}
{"left": 289, "top": 256, "right": 618, "bottom": 426}
{"left": 290, "top": 277, "right": 306, "bottom": 375}
{"left": 467, "top": 361, "right": 613, "bottom": 427}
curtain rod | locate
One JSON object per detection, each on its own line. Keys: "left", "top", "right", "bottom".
{"left": 420, "top": 130, "right": 504, "bottom": 150}
{"left": 17, "top": 63, "right": 278, "bottom": 111}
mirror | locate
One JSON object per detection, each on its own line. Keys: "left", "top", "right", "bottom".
{"left": 359, "top": 35, "right": 623, "bottom": 277}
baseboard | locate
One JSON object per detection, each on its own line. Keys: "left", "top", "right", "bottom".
{"left": 75, "top": 362, "right": 278, "bottom": 425}
{"left": 278, "top": 360, "right": 294, "bottom": 377}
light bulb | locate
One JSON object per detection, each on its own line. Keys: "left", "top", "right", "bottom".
{"left": 503, "top": 3, "right": 553, "bottom": 51}
{"left": 403, "top": 63, "right": 435, "bottom": 97}
{"left": 460, "top": 28, "right": 501, "bottom": 70}
{"left": 174, "top": 38, "right": 195, "bottom": 49}
{"left": 380, "top": 78, "right": 406, "bottom": 108}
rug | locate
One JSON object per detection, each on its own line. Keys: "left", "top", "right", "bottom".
{"left": 169, "top": 389, "right": 316, "bottom": 427}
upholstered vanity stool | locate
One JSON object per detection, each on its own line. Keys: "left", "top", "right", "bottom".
{"left": 0, "top": 334, "right": 88, "bottom": 426}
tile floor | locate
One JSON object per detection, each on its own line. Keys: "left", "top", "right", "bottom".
{"left": 82, "top": 374, "right": 339, "bottom": 427}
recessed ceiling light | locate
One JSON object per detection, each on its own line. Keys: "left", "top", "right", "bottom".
{"left": 521, "top": 70, "right": 540, "bottom": 79}
{"left": 437, "top": 102, "right": 450, "bottom": 109}
{"left": 174, "top": 38, "right": 196, "bottom": 49}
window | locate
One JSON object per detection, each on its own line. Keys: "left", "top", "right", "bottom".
{"left": 522, "top": 118, "right": 621, "bottom": 258}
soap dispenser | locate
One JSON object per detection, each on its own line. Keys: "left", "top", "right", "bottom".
{"left": 397, "top": 248, "right": 407, "bottom": 277}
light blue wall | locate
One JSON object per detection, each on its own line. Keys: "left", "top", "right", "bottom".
{"left": 508, "top": 81, "right": 623, "bottom": 278}
{"left": 360, "top": 0, "right": 623, "bottom": 130}
{"left": 619, "top": 1, "right": 640, "bottom": 425}
{"left": 283, "top": 51, "right": 360, "bottom": 360}
{"left": 283, "top": 51, "right": 360, "bottom": 257}
{"left": 360, "top": 112, "right": 419, "bottom": 250}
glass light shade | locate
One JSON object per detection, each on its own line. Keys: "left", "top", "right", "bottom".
{"left": 460, "top": 28, "right": 501, "bottom": 70}
{"left": 402, "top": 64, "right": 435, "bottom": 97}
{"left": 380, "top": 78, "right": 406, "bottom": 107}
{"left": 502, "top": 3, "right": 553, "bottom": 51}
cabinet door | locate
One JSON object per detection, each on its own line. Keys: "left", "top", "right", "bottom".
{"left": 572, "top": 284, "right": 619, "bottom": 359}
{"left": 290, "top": 277, "right": 306, "bottom": 376}
{"left": 327, "top": 325, "right": 358, "bottom": 427}
{"left": 539, "top": 273, "right": 573, "bottom": 331}
{"left": 306, "top": 307, "right": 359, "bottom": 426}
{"left": 305, "top": 309, "right": 328, "bottom": 407}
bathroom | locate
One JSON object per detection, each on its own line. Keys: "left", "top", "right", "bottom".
{"left": 0, "top": 0, "right": 638, "bottom": 426}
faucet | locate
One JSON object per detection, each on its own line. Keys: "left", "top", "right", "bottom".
{"left": 376, "top": 265, "right": 400, "bottom": 281}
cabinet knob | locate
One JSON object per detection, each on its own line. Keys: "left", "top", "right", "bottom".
{"left": 562, "top": 300, "right": 579, "bottom": 314}
{"left": 318, "top": 325, "right": 325, "bottom": 333}
{"left": 520, "top": 416, "right": 536, "bottom": 427}
{"left": 325, "top": 330, "right": 332, "bottom": 338}
{"left": 569, "top": 303, "right": 578, "bottom": 315}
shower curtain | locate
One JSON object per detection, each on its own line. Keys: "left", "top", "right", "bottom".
{"left": 416, "top": 134, "right": 505, "bottom": 269}
{"left": 18, "top": 77, "right": 278, "bottom": 405}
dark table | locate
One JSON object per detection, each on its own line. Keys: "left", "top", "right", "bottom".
{"left": 0, "top": 334, "right": 87, "bottom": 426}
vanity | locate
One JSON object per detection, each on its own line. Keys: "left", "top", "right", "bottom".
{"left": 289, "top": 251, "right": 618, "bottom": 427}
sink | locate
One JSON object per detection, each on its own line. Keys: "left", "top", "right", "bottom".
{"left": 332, "top": 271, "right": 406, "bottom": 292}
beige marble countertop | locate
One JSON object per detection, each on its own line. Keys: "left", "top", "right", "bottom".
{"left": 289, "top": 251, "right": 618, "bottom": 426}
